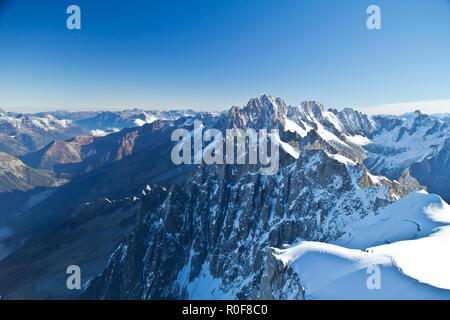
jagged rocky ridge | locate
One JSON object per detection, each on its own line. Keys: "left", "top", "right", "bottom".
{"left": 83, "top": 95, "right": 427, "bottom": 299}
{"left": 13, "top": 95, "right": 448, "bottom": 202}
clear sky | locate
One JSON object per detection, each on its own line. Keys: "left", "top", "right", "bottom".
{"left": 0, "top": 0, "right": 449, "bottom": 113}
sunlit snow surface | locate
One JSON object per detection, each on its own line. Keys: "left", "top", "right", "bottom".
{"left": 274, "top": 191, "right": 450, "bottom": 299}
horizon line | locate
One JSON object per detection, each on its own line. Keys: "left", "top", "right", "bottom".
{"left": 1, "top": 98, "right": 449, "bottom": 116}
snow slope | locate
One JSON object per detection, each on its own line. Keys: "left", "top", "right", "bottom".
{"left": 335, "top": 190, "right": 450, "bottom": 249}
{"left": 275, "top": 191, "right": 450, "bottom": 299}
{"left": 274, "top": 241, "right": 450, "bottom": 299}
{"left": 370, "top": 225, "right": 450, "bottom": 290}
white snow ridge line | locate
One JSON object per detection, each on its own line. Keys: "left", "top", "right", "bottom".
{"left": 274, "top": 191, "right": 450, "bottom": 299}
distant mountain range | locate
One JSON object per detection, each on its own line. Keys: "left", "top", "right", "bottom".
{"left": 0, "top": 108, "right": 196, "bottom": 156}
{"left": 0, "top": 95, "right": 448, "bottom": 299}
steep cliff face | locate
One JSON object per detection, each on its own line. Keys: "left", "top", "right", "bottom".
{"left": 410, "top": 138, "right": 449, "bottom": 201}
{"left": 83, "top": 145, "right": 418, "bottom": 299}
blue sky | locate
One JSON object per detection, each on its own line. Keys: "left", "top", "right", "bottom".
{"left": 0, "top": 0, "right": 449, "bottom": 113}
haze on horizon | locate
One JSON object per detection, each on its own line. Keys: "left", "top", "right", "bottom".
{"left": 1, "top": 97, "right": 449, "bottom": 117}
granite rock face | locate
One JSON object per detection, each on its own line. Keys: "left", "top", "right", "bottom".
{"left": 84, "top": 147, "right": 420, "bottom": 299}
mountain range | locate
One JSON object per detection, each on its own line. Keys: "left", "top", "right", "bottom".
{"left": 0, "top": 95, "right": 448, "bottom": 299}
{"left": 0, "top": 108, "right": 196, "bottom": 156}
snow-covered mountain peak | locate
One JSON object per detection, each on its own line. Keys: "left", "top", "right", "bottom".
{"left": 220, "top": 94, "right": 288, "bottom": 130}
{"left": 335, "top": 108, "right": 376, "bottom": 136}
{"left": 244, "top": 94, "right": 287, "bottom": 117}
{"left": 299, "top": 100, "right": 325, "bottom": 115}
